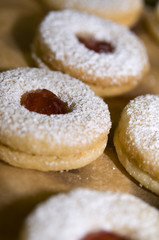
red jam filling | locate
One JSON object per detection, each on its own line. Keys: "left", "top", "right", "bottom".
{"left": 81, "top": 231, "right": 131, "bottom": 240}
{"left": 78, "top": 36, "right": 114, "bottom": 53}
{"left": 20, "top": 89, "right": 69, "bottom": 115}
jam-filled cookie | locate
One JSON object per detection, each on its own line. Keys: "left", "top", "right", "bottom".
{"left": 0, "top": 68, "right": 111, "bottom": 171}
{"left": 114, "top": 95, "right": 159, "bottom": 195}
{"left": 42, "top": 0, "right": 143, "bottom": 27}
{"left": 20, "top": 188, "right": 159, "bottom": 240}
{"left": 32, "top": 10, "right": 149, "bottom": 97}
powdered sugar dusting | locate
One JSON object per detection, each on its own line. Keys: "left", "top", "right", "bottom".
{"left": 21, "top": 188, "right": 159, "bottom": 240}
{"left": 36, "top": 10, "right": 149, "bottom": 86}
{"left": 0, "top": 68, "right": 111, "bottom": 155}
{"left": 125, "top": 95, "right": 159, "bottom": 169}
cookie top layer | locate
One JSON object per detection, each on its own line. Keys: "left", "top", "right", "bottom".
{"left": 0, "top": 68, "right": 111, "bottom": 155}
{"left": 35, "top": 10, "right": 149, "bottom": 87}
{"left": 118, "top": 94, "right": 159, "bottom": 179}
{"left": 20, "top": 188, "right": 159, "bottom": 240}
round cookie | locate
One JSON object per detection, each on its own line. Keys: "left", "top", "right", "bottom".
{"left": 114, "top": 94, "right": 159, "bottom": 195}
{"left": 32, "top": 10, "right": 149, "bottom": 97}
{"left": 144, "top": 2, "right": 159, "bottom": 44}
{"left": 42, "top": 0, "right": 144, "bottom": 27}
{"left": 20, "top": 188, "right": 159, "bottom": 240}
{"left": 0, "top": 67, "right": 111, "bottom": 171}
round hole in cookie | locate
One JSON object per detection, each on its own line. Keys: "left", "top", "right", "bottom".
{"left": 80, "top": 231, "right": 131, "bottom": 240}
{"left": 20, "top": 89, "right": 70, "bottom": 115}
{"left": 77, "top": 35, "right": 115, "bottom": 54}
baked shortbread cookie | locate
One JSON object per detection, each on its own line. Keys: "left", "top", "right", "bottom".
{"left": 20, "top": 188, "right": 159, "bottom": 240}
{"left": 42, "top": 0, "right": 144, "bottom": 27}
{"left": 0, "top": 68, "right": 111, "bottom": 171}
{"left": 144, "top": 2, "right": 159, "bottom": 43}
{"left": 114, "top": 95, "right": 159, "bottom": 195}
{"left": 32, "top": 10, "right": 149, "bottom": 97}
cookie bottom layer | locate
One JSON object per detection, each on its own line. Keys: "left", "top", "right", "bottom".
{"left": 32, "top": 51, "right": 142, "bottom": 97}
{"left": 0, "top": 137, "right": 107, "bottom": 171}
{"left": 43, "top": 0, "right": 143, "bottom": 27}
{"left": 114, "top": 130, "right": 159, "bottom": 195}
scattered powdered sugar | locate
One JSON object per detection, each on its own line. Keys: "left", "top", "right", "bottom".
{"left": 125, "top": 94, "right": 159, "bottom": 169}
{"left": 21, "top": 188, "right": 159, "bottom": 240}
{"left": 0, "top": 68, "right": 111, "bottom": 154}
{"left": 36, "top": 9, "right": 149, "bottom": 86}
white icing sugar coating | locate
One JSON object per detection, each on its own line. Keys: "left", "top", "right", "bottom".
{"left": 125, "top": 94, "right": 159, "bottom": 171}
{"left": 114, "top": 94, "right": 159, "bottom": 195}
{"left": 21, "top": 188, "right": 159, "bottom": 240}
{"left": 0, "top": 68, "right": 111, "bottom": 155}
{"left": 36, "top": 9, "right": 149, "bottom": 86}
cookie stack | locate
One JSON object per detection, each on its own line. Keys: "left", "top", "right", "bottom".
{"left": 32, "top": 9, "right": 149, "bottom": 97}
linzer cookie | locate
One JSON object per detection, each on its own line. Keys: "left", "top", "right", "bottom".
{"left": 0, "top": 68, "right": 111, "bottom": 171}
{"left": 32, "top": 10, "right": 149, "bottom": 97}
{"left": 114, "top": 95, "right": 159, "bottom": 195}
{"left": 144, "top": 2, "right": 159, "bottom": 44}
{"left": 19, "top": 188, "right": 159, "bottom": 240}
{"left": 42, "top": 0, "right": 144, "bottom": 27}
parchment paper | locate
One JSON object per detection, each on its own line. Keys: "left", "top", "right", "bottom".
{"left": 0, "top": 1, "right": 159, "bottom": 239}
